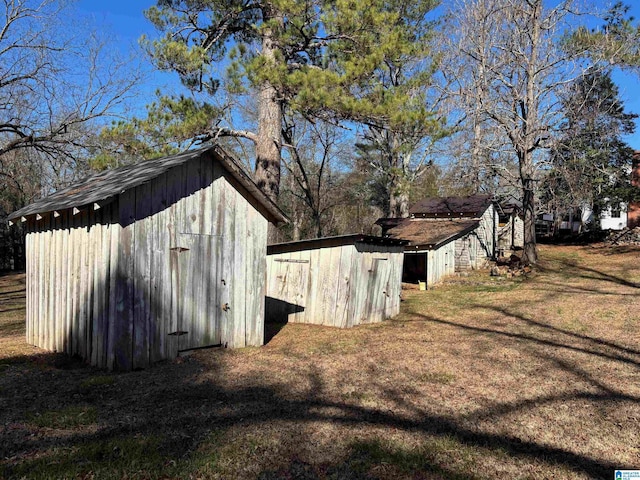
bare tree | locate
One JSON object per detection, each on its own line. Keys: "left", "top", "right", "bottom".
{"left": 0, "top": 0, "right": 140, "bottom": 205}
{"left": 279, "top": 116, "right": 348, "bottom": 240}
{"left": 444, "top": 0, "right": 605, "bottom": 263}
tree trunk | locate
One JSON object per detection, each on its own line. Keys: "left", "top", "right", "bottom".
{"left": 255, "top": 9, "right": 283, "bottom": 242}
{"left": 521, "top": 176, "right": 538, "bottom": 264}
{"left": 389, "top": 188, "right": 409, "bottom": 218}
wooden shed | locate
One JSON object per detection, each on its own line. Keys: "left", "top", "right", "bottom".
{"left": 380, "top": 219, "right": 478, "bottom": 288}
{"left": 378, "top": 195, "right": 498, "bottom": 288}
{"left": 265, "top": 235, "right": 406, "bottom": 328}
{"left": 8, "top": 145, "right": 287, "bottom": 370}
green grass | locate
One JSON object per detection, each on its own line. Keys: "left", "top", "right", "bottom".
{"left": 1, "top": 245, "right": 640, "bottom": 479}
{"left": 27, "top": 405, "right": 97, "bottom": 429}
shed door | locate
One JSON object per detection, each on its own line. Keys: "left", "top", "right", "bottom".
{"left": 172, "top": 234, "right": 222, "bottom": 351}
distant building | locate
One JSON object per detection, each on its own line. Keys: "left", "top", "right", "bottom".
{"left": 377, "top": 195, "right": 499, "bottom": 288}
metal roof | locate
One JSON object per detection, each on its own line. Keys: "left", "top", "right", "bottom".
{"left": 384, "top": 218, "right": 480, "bottom": 250}
{"left": 9, "top": 145, "right": 288, "bottom": 226}
{"left": 267, "top": 234, "right": 408, "bottom": 255}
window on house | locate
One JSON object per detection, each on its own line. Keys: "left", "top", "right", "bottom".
{"left": 611, "top": 204, "right": 621, "bottom": 218}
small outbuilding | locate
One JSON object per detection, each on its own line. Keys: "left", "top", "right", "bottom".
{"left": 8, "top": 145, "right": 287, "bottom": 370}
{"left": 378, "top": 195, "right": 498, "bottom": 288}
{"left": 265, "top": 235, "right": 406, "bottom": 328}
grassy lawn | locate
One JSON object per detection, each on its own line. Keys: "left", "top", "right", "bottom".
{"left": 1, "top": 244, "right": 639, "bottom": 479}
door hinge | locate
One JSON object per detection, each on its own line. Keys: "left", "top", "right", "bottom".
{"left": 168, "top": 330, "right": 189, "bottom": 336}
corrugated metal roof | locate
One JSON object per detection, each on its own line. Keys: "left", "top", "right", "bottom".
{"left": 409, "top": 195, "right": 493, "bottom": 217}
{"left": 267, "top": 234, "right": 408, "bottom": 255}
{"left": 384, "top": 218, "right": 479, "bottom": 250}
{"left": 8, "top": 145, "right": 288, "bottom": 225}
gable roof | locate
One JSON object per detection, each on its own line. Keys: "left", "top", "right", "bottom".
{"left": 409, "top": 195, "right": 493, "bottom": 217}
{"left": 384, "top": 218, "right": 479, "bottom": 250}
{"left": 8, "top": 145, "right": 288, "bottom": 225}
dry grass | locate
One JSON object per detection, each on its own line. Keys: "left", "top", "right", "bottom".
{"left": 1, "top": 244, "right": 639, "bottom": 479}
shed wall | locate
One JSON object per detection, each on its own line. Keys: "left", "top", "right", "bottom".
{"left": 24, "top": 156, "right": 268, "bottom": 370}
{"left": 266, "top": 243, "right": 404, "bottom": 327}
{"left": 454, "top": 205, "right": 496, "bottom": 271}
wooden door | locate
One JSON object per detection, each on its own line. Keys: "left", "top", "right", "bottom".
{"left": 172, "top": 234, "right": 222, "bottom": 351}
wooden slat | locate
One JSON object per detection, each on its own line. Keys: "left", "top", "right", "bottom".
{"left": 78, "top": 210, "right": 89, "bottom": 359}
{"left": 200, "top": 156, "right": 217, "bottom": 346}
{"left": 232, "top": 184, "right": 247, "bottom": 347}
{"left": 212, "top": 162, "right": 225, "bottom": 345}
{"left": 245, "top": 205, "right": 266, "bottom": 346}
{"left": 334, "top": 245, "right": 353, "bottom": 328}
{"left": 133, "top": 182, "right": 152, "bottom": 369}
{"left": 113, "top": 189, "right": 135, "bottom": 370}
{"left": 45, "top": 213, "right": 54, "bottom": 351}
{"left": 166, "top": 165, "right": 183, "bottom": 359}
{"left": 25, "top": 227, "right": 32, "bottom": 345}
{"left": 150, "top": 172, "right": 169, "bottom": 363}
{"left": 54, "top": 213, "right": 63, "bottom": 351}
{"left": 219, "top": 172, "right": 235, "bottom": 347}
{"left": 107, "top": 202, "right": 121, "bottom": 370}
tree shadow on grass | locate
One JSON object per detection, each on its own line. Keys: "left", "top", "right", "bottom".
{"left": 0, "top": 343, "right": 628, "bottom": 480}
{"left": 538, "top": 258, "right": 640, "bottom": 289}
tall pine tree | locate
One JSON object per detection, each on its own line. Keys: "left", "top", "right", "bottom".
{"left": 116, "top": 0, "right": 440, "bottom": 206}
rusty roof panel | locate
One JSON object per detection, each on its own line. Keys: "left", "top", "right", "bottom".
{"left": 384, "top": 218, "right": 480, "bottom": 250}
{"left": 409, "top": 195, "right": 493, "bottom": 217}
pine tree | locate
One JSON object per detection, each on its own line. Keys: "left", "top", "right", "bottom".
{"left": 544, "top": 68, "right": 637, "bottom": 227}
{"left": 126, "top": 0, "right": 440, "bottom": 205}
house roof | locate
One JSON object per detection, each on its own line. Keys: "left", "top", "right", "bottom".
{"left": 8, "top": 145, "right": 288, "bottom": 225}
{"left": 384, "top": 218, "right": 480, "bottom": 250}
{"left": 409, "top": 195, "right": 493, "bottom": 217}
{"left": 267, "top": 234, "right": 408, "bottom": 255}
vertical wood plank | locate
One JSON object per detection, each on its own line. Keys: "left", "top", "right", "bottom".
{"left": 219, "top": 173, "right": 235, "bottom": 347}
{"left": 54, "top": 213, "right": 63, "bottom": 351}
{"left": 25, "top": 227, "right": 32, "bottom": 345}
{"left": 305, "top": 247, "right": 320, "bottom": 324}
{"left": 232, "top": 186, "right": 246, "bottom": 347}
{"left": 107, "top": 201, "right": 121, "bottom": 370}
{"left": 150, "top": 172, "right": 169, "bottom": 363}
{"left": 246, "top": 209, "right": 267, "bottom": 346}
{"left": 133, "top": 183, "right": 152, "bottom": 369}
{"left": 45, "top": 213, "right": 54, "bottom": 351}
{"left": 113, "top": 189, "right": 135, "bottom": 370}
{"left": 78, "top": 210, "right": 89, "bottom": 360}
{"left": 166, "top": 165, "right": 183, "bottom": 359}
{"left": 335, "top": 245, "right": 353, "bottom": 328}
{"left": 210, "top": 162, "right": 224, "bottom": 346}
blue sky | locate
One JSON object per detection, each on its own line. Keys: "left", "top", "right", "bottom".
{"left": 77, "top": 0, "right": 640, "bottom": 148}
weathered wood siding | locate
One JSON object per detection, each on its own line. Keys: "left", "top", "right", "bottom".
{"left": 266, "top": 242, "right": 404, "bottom": 327}
{"left": 425, "top": 241, "right": 456, "bottom": 287}
{"left": 497, "top": 214, "right": 524, "bottom": 251}
{"left": 454, "top": 205, "right": 497, "bottom": 271}
{"left": 24, "top": 155, "right": 268, "bottom": 370}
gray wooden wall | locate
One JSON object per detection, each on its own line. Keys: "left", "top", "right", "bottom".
{"left": 24, "top": 156, "right": 268, "bottom": 370}
{"left": 497, "top": 215, "right": 524, "bottom": 251}
{"left": 265, "top": 243, "right": 404, "bottom": 327}
{"left": 455, "top": 205, "right": 497, "bottom": 271}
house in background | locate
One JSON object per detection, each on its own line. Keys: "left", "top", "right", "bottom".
{"left": 8, "top": 145, "right": 288, "bottom": 370}
{"left": 378, "top": 195, "right": 499, "bottom": 288}
{"left": 628, "top": 153, "right": 640, "bottom": 228}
